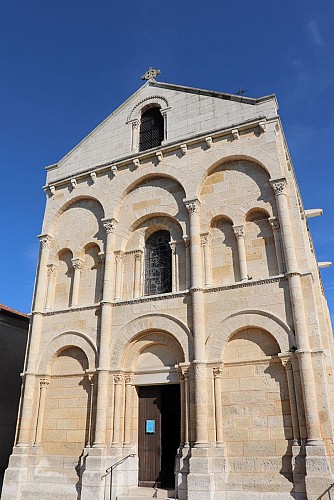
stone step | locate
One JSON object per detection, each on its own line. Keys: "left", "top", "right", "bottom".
{"left": 21, "top": 481, "right": 79, "bottom": 500}
{"left": 117, "top": 487, "right": 175, "bottom": 499}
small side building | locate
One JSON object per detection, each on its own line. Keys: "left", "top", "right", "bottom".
{"left": 0, "top": 305, "right": 29, "bottom": 492}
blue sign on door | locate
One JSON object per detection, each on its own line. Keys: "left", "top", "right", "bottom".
{"left": 145, "top": 420, "right": 155, "bottom": 433}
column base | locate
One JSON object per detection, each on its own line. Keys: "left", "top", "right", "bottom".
{"left": 304, "top": 444, "right": 334, "bottom": 500}
{"left": 1, "top": 447, "right": 29, "bottom": 500}
{"left": 187, "top": 446, "right": 227, "bottom": 500}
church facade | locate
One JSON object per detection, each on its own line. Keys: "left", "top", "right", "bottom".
{"left": 3, "top": 71, "right": 334, "bottom": 500}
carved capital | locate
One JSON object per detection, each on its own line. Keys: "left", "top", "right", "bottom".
{"left": 38, "top": 234, "right": 52, "bottom": 249}
{"left": 40, "top": 377, "right": 50, "bottom": 388}
{"left": 169, "top": 241, "right": 177, "bottom": 254}
{"left": 134, "top": 251, "right": 143, "bottom": 261}
{"left": 269, "top": 217, "right": 280, "bottom": 232}
{"left": 282, "top": 358, "right": 293, "bottom": 371}
{"left": 72, "top": 258, "right": 84, "bottom": 270}
{"left": 201, "top": 234, "right": 210, "bottom": 247}
{"left": 115, "top": 251, "right": 124, "bottom": 263}
{"left": 47, "top": 263, "right": 58, "bottom": 276}
{"left": 233, "top": 225, "right": 245, "bottom": 238}
{"left": 183, "top": 237, "right": 190, "bottom": 248}
{"left": 125, "top": 374, "right": 134, "bottom": 385}
{"left": 213, "top": 366, "right": 223, "bottom": 378}
{"left": 132, "top": 119, "right": 140, "bottom": 130}
{"left": 270, "top": 178, "right": 287, "bottom": 196}
{"left": 114, "top": 373, "right": 124, "bottom": 385}
{"left": 102, "top": 218, "right": 118, "bottom": 235}
{"left": 185, "top": 199, "right": 201, "bottom": 215}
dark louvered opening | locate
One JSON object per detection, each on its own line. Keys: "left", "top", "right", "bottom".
{"left": 139, "top": 108, "right": 164, "bottom": 152}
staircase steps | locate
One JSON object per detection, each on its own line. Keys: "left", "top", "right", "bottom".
{"left": 117, "top": 486, "right": 175, "bottom": 500}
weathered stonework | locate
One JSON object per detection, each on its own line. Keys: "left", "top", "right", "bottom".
{"left": 2, "top": 78, "right": 334, "bottom": 500}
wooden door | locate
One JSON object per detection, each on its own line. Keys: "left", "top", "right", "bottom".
{"left": 138, "top": 386, "right": 162, "bottom": 487}
{"left": 138, "top": 385, "right": 181, "bottom": 488}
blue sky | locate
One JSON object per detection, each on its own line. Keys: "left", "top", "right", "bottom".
{"left": 1, "top": 0, "right": 333, "bottom": 319}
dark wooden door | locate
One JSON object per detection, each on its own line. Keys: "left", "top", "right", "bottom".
{"left": 138, "top": 385, "right": 180, "bottom": 488}
{"left": 138, "top": 386, "right": 162, "bottom": 487}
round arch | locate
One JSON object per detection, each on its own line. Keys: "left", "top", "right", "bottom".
{"left": 127, "top": 95, "right": 170, "bottom": 122}
{"left": 111, "top": 313, "right": 193, "bottom": 368}
{"left": 37, "top": 331, "right": 97, "bottom": 375}
{"left": 42, "top": 191, "right": 107, "bottom": 236}
{"left": 207, "top": 310, "right": 293, "bottom": 363}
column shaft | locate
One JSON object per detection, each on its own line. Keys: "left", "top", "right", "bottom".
{"left": 114, "top": 252, "right": 123, "bottom": 300}
{"left": 133, "top": 251, "right": 143, "bottom": 298}
{"left": 17, "top": 234, "right": 52, "bottom": 446}
{"left": 269, "top": 218, "right": 285, "bottom": 274}
{"left": 71, "top": 258, "right": 84, "bottom": 307}
{"left": 233, "top": 225, "right": 248, "bottom": 281}
{"left": 112, "top": 374, "right": 123, "bottom": 446}
{"left": 35, "top": 378, "right": 50, "bottom": 444}
{"left": 201, "top": 235, "right": 212, "bottom": 287}
{"left": 283, "top": 359, "right": 300, "bottom": 445}
{"left": 45, "top": 264, "right": 58, "bottom": 310}
{"left": 124, "top": 375, "right": 134, "bottom": 445}
{"left": 213, "top": 367, "right": 224, "bottom": 446}
{"left": 272, "top": 179, "right": 322, "bottom": 445}
{"left": 93, "top": 218, "right": 117, "bottom": 447}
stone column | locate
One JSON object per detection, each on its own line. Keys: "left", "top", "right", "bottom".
{"left": 71, "top": 258, "right": 84, "bottom": 307}
{"left": 201, "top": 234, "right": 212, "bottom": 287}
{"left": 271, "top": 178, "right": 323, "bottom": 446}
{"left": 183, "top": 237, "right": 190, "bottom": 289}
{"left": 131, "top": 119, "right": 140, "bottom": 151}
{"left": 269, "top": 217, "right": 285, "bottom": 274}
{"left": 114, "top": 251, "right": 124, "bottom": 301}
{"left": 282, "top": 358, "right": 300, "bottom": 445}
{"left": 123, "top": 374, "right": 134, "bottom": 446}
{"left": 45, "top": 264, "right": 58, "bottom": 310}
{"left": 93, "top": 218, "right": 118, "bottom": 447}
{"left": 34, "top": 377, "right": 50, "bottom": 444}
{"left": 213, "top": 366, "right": 224, "bottom": 446}
{"left": 169, "top": 240, "right": 179, "bottom": 292}
{"left": 86, "top": 373, "right": 95, "bottom": 447}
{"left": 233, "top": 225, "right": 248, "bottom": 281}
{"left": 112, "top": 374, "right": 124, "bottom": 446}
{"left": 183, "top": 369, "right": 190, "bottom": 445}
{"left": 184, "top": 198, "right": 208, "bottom": 446}
{"left": 133, "top": 251, "right": 143, "bottom": 298}
{"left": 178, "top": 371, "right": 186, "bottom": 445}
{"left": 17, "top": 234, "right": 52, "bottom": 447}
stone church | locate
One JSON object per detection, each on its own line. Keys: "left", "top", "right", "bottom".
{"left": 3, "top": 68, "right": 334, "bottom": 500}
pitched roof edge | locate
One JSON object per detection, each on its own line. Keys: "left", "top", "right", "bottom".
{"left": 48, "top": 81, "right": 151, "bottom": 170}
{"left": 150, "top": 81, "right": 277, "bottom": 106}
{"left": 0, "top": 304, "right": 29, "bottom": 318}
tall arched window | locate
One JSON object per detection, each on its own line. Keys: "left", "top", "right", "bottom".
{"left": 139, "top": 107, "right": 164, "bottom": 151}
{"left": 145, "top": 230, "right": 172, "bottom": 295}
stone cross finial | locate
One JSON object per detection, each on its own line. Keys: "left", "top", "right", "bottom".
{"left": 141, "top": 67, "right": 161, "bottom": 81}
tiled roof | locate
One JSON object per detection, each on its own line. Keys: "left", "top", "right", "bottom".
{"left": 0, "top": 304, "right": 28, "bottom": 318}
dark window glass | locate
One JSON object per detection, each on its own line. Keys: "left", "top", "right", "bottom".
{"left": 139, "top": 108, "right": 164, "bottom": 152}
{"left": 145, "top": 230, "right": 172, "bottom": 296}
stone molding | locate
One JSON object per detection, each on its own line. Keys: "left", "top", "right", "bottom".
{"left": 36, "top": 331, "right": 97, "bottom": 375}
{"left": 43, "top": 115, "right": 271, "bottom": 192}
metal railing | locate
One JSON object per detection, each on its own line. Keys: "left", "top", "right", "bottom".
{"left": 318, "top": 483, "right": 334, "bottom": 500}
{"left": 102, "top": 454, "right": 136, "bottom": 500}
